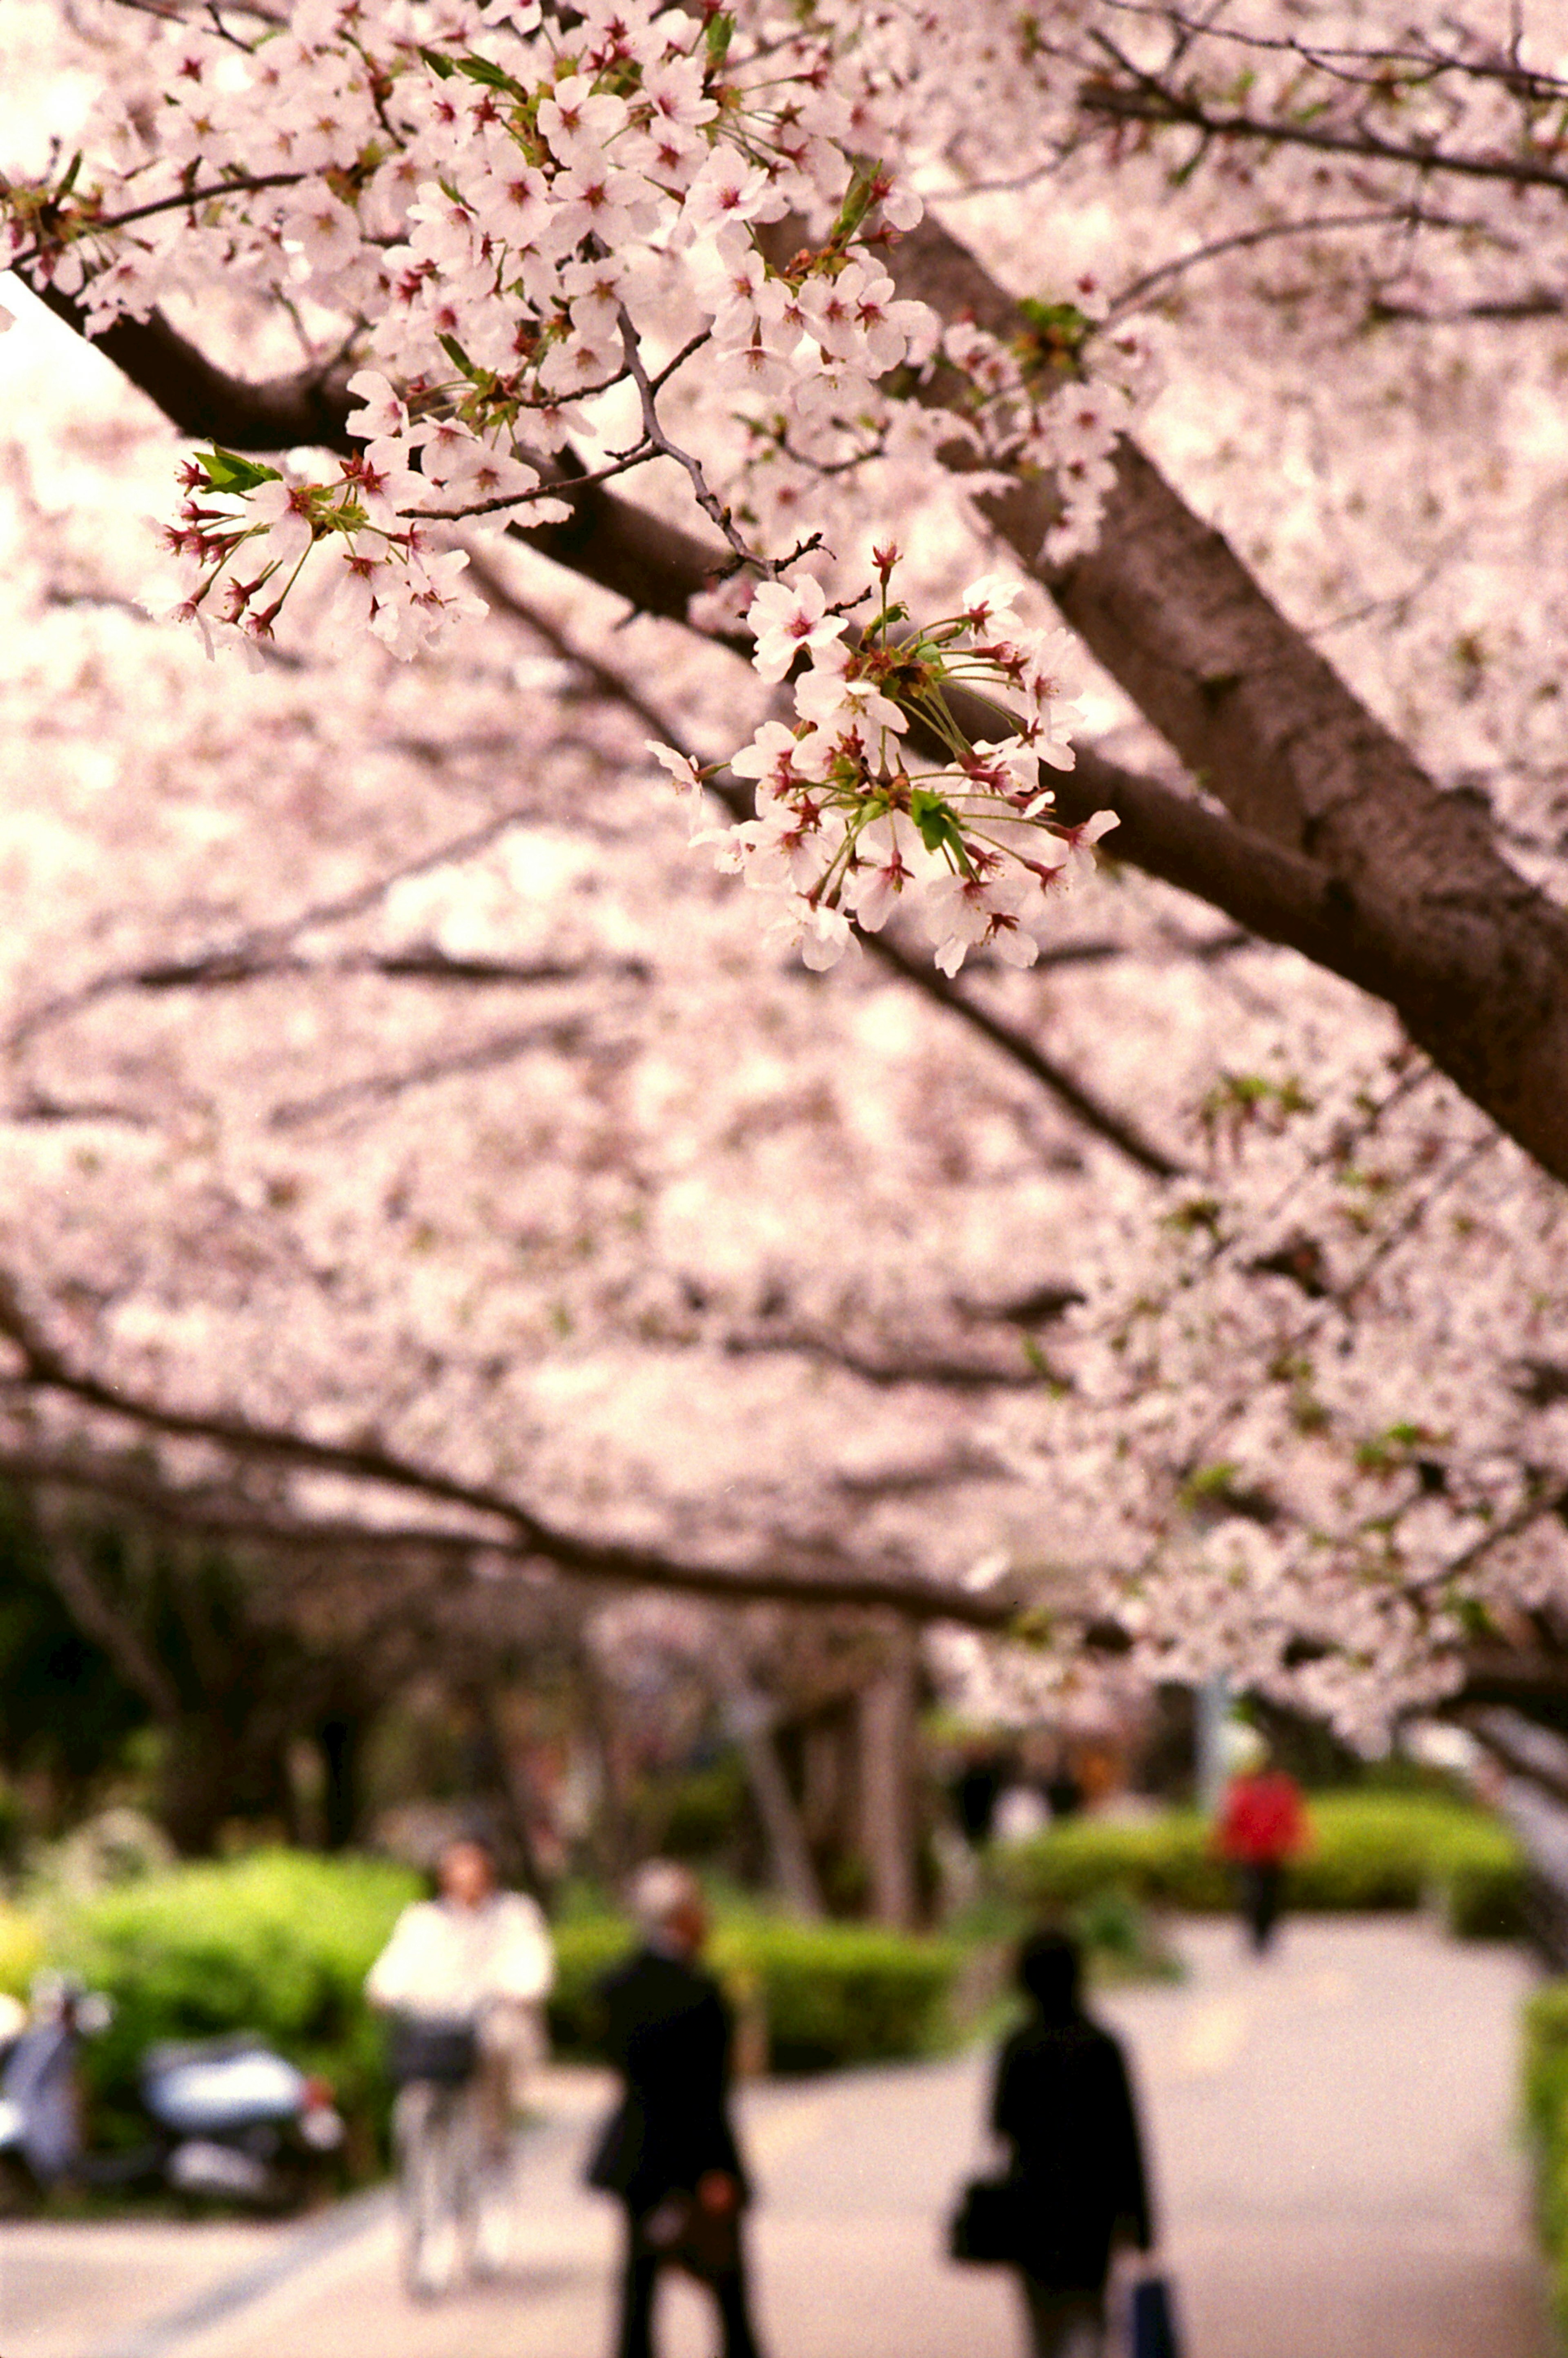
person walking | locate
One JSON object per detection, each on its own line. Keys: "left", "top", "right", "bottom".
{"left": 586, "top": 1861, "right": 765, "bottom": 2358}
{"left": 991, "top": 1929, "right": 1154, "bottom": 2358}
{"left": 1214, "top": 1743, "right": 1307, "bottom": 1954}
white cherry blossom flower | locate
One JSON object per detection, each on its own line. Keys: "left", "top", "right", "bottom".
{"left": 682, "top": 148, "right": 786, "bottom": 239}
{"left": 537, "top": 76, "right": 628, "bottom": 168}
{"left": 281, "top": 192, "right": 361, "bottom": 276}
{"left": 746, "top": 577, "right": 843, "bottom": 684}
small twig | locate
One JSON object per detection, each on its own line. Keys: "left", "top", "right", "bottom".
{"left": 616, "top": 306, "right": 772, "bottom": 575}
{"left": 8, "top": 168, "right": 310, "bottom": 274}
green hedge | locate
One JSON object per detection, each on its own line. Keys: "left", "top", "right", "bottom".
{"left": 1523, "top": 1982, "right": 1568, "bottom": 2333}
{"left": 551, "top": 1914, "right": 958, "bottom": 2073}
{"left": 49, "top": 1852, "right": 960, "bottom": 2169}
{"left": 715, "top": 1919, "right": 957, "bottom": 2072}
{"left": 0, "top": 1902, "right": 43, "bottom": 1997}
{"left": 58, "top": 1850, "right": 419, "bottom": 2166}
{"left": 993, "top": 1794, "right": 1525, "bottom": 1935}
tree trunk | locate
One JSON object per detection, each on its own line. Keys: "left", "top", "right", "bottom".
{"left": 857, "top": 1643, "right": 918, "bottom": 1930}
{"left": 734, "top": 1708, "right": 825, "bottom": 1919}
{"left": 472, "top": 1684, "right": 554, "bottom": 1907}
{"left": 318, "top": 1712, "right": 362, "bottom": 1851}
{"left": 892, "top": 218, "right": 1568, "bottom": 1181}
{"left": 158, "top": 1710, "right": 287, "bottom": 1854}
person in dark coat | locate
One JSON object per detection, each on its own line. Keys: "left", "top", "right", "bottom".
{"left": 991, "top": 1929, "right": 1153, "bottom": 2358}
{"left": 586, "top": 1862, "right": 764, "bottom": 2358}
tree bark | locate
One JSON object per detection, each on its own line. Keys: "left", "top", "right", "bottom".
{"left": 857, "top": 1640, "right": 918, "bottom": 1929}
{"left": 317, "top": 1712, "right": 363, "bottom": 1852}
{"left": 734, "top": 1707, "right": 826, "bottom": 1919}
{"left": 893, "top": 218, "right": 1568, "bottom": 1179}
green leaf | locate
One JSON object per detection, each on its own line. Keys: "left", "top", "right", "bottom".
{"left": 1017, "top": 298, "right": 1090, "bottom": 353}
{"left": 418, "top": 45, "right": 457, "bottom": 78}
{"left": 1181, "top": 1460, "right": 1242, "bottom": 1503}
{"left": 829, "top": 165, "right": 876, "bottom": 247}
{"left": 437, "top": 332, "right": 480, "bottom": 379}
{"left": 908, "top": 788, "right": 965, "bottom": 859}
{"left": 453, "top": 52, "right": 525, "bottom": 92}
{"left": 705, "top": 12, "right": 735, "bottom": 64}
{"left": 198, "top": 447, "right": 283, "bottom": 494}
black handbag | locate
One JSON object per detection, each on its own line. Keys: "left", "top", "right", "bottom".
{"left": 949, "top": 2171, "right": 1027, "bottom": 2265}
{"left": 387, "top": 2014, "right": 479, "bottom": 2087}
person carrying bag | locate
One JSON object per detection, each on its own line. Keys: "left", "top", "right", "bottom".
{"left": 951, "top": 1928, "right": 1168, "bottom": 2358}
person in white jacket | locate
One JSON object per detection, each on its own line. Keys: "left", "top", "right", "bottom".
{"left": 367, "top": 1831, "right": 555, "bottom": 2158}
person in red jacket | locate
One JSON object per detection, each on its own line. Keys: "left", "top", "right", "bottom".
{"left": 1215, "top": 1748, "right": 1307, "bottom": 1954}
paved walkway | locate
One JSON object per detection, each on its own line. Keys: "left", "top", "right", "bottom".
{"left": 0, "top": 1917, "right": 1552, "bottom": 2358}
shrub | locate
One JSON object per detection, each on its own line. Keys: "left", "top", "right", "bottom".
{"left": 550, "top": 1912, "right": 958, "bottom": 2073}
{"left": 1442, "top": 1852, "right": 1530, "bottom": 1941}
{"left": 992, "top": 1812, "right": 1229, "bottom": 1914}
{"left": 1523, "top": 1982, "right": 1568, "bottom": 2334}
{"left": 1067, "top": 1887, "right": 1184, "bottom": 1984}
{"left": 0, "top": 1902, "right": 43, "bottom": 1997}
{"left": 993, "top": 1793, "right": 1524, "bottom": 1932}
{"left": 715, "top": 1919, "right": 958, "bottom": 2073}
{"left": 635, "top": 1755, "right": 751, "bottom": 1862}
{"left": 53, "top": 1851, "right": 959, "bottom": 2174}
{"left": 547, "top": 1914, "right": 645, "bottom": 2055}
{"left": 58, "top": 1849, "right": 419, "bottom": 2166}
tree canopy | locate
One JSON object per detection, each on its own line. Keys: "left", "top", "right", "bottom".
{"left": 4, "top": 0, "right": 1568, "bottom": 1740}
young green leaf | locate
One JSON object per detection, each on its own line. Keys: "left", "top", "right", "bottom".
{"left": 198, "top": 448, "right": 283, "bottom": 494}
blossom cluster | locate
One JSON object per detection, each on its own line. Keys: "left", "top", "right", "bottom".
{"left": 657, "top": 558, "right": 1117, "bottom": 973}
{"left": 967, "top": 1053, "right": 1568, "bottom": 1745}
{"left": 0, "top": 1, "right": 1162, "bottom": 680}
{"left": 2, "top": 0, "right": 935, "bottom": 656}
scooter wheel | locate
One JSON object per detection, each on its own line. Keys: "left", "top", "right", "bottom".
{"left": 0, "top": 2154, "right": 36, "bottom": 2216}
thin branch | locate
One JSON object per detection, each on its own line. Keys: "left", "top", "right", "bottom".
{"left": 466, "top": 552, "right": 1189, "bottom": 1179}
{"left": 267, "top": 1014, "right": 594, "bottom": 1128}
{"left": 405, "top": 445, "right": 659, "bottom": 522}
{"left": 1080, "top": 59, "right": 1568, "bottom": 194}
{"left": 1102, "top": 204, "right": 1488, "bottom": 324}
{"left": 617, "top": 305, "right": 764, "bottom": 575}
{"left": 8, "top": 168, "right": 312, "bottom": 275}
{"left": 0, "top": 1277, "right": 1017, "bottom": 1629}
{"left": 7, "top": 803, "right": 606, "bottom": 1052}
{"left": 41, "top": 1539, "right": 183, "bottom": 1717}
{"left": 720, "top": 1326, "right": 1059, "bottom": 1391}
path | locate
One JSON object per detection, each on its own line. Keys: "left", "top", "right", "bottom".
{"left": 0, "top": 1917, "right": 1551, "bottom": 2358}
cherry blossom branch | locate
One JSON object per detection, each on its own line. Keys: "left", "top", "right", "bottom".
{"left": 4, "top": 167, "right": 311, "bottom": 274}
{"left": 890, "top": 214, "right": 1568, "bottom": 1182}
{"left": 0, "top": 1288, "right": 1019, "bottom": 1631}
{"left": 24, "top": 219, "right": 1568, "bottom": 1176}
{"left": 1102, "top": 204, "right": 1498, "bottom": 325}
{"left": 1079, "top": 35, "right": 1568, "bottom": 194}
{"left": 615, "top": 305, "right": 766, "bottom": 577}
{"left": 463, "top": 553, "right": 1186, "bottom": 1178}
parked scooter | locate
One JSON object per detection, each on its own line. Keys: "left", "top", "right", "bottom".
{"left": 0, "top": 1977, "right": 345, "bottom": 2212}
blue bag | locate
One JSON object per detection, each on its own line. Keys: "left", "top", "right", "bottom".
{"left": 1130, "top": 2272, "right": 1181, "bottom": 2358}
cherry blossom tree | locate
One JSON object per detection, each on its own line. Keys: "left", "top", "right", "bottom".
{"left": 5, "top": 0, "right": 1568, "bottom": 1759}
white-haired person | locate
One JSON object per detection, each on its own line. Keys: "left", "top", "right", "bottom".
{"left": 586, "top": 1861, "right": 765, "bottom": 2358}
